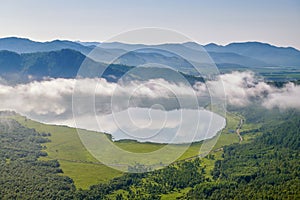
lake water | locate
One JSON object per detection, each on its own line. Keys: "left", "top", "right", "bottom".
{"left": 70, "top": 107, "right": 226, "bottom": 144}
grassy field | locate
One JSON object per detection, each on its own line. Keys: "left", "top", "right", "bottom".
{"left": 11, "top": 115, "right": 122, "bottom": 189}
{"left": 7, "top": 111, "right": 247, "bottom": 190}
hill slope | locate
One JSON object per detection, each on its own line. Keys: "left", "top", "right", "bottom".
{"left": 0, "top": 49, "right": 207, "bottom": 84}
{"left": 0, "top": 37, "right": 92, "bottom": 54}
{"left": 1, "top": 111, "right": 241, "bottom": 189}
{"left": 2, "top": 37, "right": 300, "bottom": 70}
{"left": 204, "top": 42, "right": 300, "bottom": 66}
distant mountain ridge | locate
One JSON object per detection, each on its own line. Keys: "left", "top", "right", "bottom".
{"left": 0, "top": 49, "right": 132, "bottom": 83}
{"left": 203, "top": 41, "right": 300, "bottom": 66}
{"left": 0, "top": 37, "right": 300, "bottom": 84}
{"left": 0, "top": 37, "right": 92, "bottom": 54}
{"left": 0, "top": 49, "right": 205, "bottom": 85}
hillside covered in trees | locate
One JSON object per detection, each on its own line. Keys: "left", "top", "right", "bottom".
{"left": 0, "top": 118, "right": 75, "bottom": 199}
{"left": 0, "top": 109, "right": 299, "bottom": 199}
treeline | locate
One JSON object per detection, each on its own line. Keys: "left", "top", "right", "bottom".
{"left": 85, "top": 109, "right": 299, "bottom": 199}
{"left": 0, "top": 119, "right": 75, "bottom": 199}
{"left": 75, "top": 158, "right": 206, "bottom": 199}
{"left": 1, "top": 109, "right": 299, "bottom": 199}
{"left": 186, "top": 111, "right": 300, "bottom": 199}
{"left": 0, "top": 118, "right": 206, "bottom": 199}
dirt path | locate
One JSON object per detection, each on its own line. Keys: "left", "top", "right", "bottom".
{"left": 236, "top": 119, "right": 243, "bottom": 143}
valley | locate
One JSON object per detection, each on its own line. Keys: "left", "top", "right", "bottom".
{"left": 1, "top": 106, "right": 299, "bottom": 199}
{"left": 2, "top": 110, "right": 241, "bottom": 189}
{"left": 0, "top": 34, "right": 299, "bottom": 200}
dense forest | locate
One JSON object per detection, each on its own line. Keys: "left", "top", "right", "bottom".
{"left": 0, "top": 109, "right": 299, "bottom": 199}
{"left": 0, "top": 118, "right": 206, "bottom": 199}
{"left": 74, "top": 110, "right": 300, "bottom": 199}
{"left": 186, "top": 111, "right": 300, "bottom": 199}
{"left": 0, "top": 118, "right": 75, "bottom": 199}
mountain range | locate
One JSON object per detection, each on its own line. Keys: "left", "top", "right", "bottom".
{"left": 0, "top": 37, "right": 300, "bottom": 84}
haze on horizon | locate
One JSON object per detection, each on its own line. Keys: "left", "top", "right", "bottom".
{"left": 0, "top": 0, "right": 299, "bottom": 49}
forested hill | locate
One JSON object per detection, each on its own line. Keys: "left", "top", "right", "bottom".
{"left": 0, "top": 110, "right": 299, "bottom": 199}
{"left": 0, "top": 49, "right": 101, "bottom": 80}
{"left": 187, "top": 111, "right": 300, "bottom": 199}
{"left": 0, "top": 49, "right": 134, "bottom": 83}
{"left": 77, "top": 110, "right": 300, "bottom": 199}
{"left": 1, "top": 37, "right": 300, "bottom": 84}
{"left": 2, "top": 37, "right": 300, "bottom": 67}
{"left": 0, "top": 118, "right": 75, "bottom": 199}
{"left": 0, "top": 49, "right": 205, "bottom": 84}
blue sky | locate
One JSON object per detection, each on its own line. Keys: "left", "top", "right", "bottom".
{"left": 1, "top": 0, "right": 300, "bottom": 48}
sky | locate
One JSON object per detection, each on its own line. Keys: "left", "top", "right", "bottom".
{"left": 0, "top": 0, "right": 300, "bottom": 48}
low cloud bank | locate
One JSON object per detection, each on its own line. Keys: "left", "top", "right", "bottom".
{"left": 216, "top": 71, "right": 300, "bottom": 109}
{"left": 0, "top": 71, "right": 299, "bottom": 123}
{"left": 0, "top": 77, "right": 201, "bottom": 122}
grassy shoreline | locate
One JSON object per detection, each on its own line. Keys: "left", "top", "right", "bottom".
{"left": 2, "top": 111, "right": 253, "bottom": 190}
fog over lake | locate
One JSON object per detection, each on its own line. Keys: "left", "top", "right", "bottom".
{"left": 59, "top": 107, "right": 226, "bottom": 144}
{"left": 1, "top": 71, "right": 298, "bottom": 144}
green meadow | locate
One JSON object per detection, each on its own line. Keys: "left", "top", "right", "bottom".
{"left": 12, "top": 115, "right": 122, "bottom": 189}
{"left": 9, "top": 111, "right": 249, "bottom": 190}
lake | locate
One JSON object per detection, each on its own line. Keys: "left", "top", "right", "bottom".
{"left": 69, "top": 107, "right": 226, "bottom": 144}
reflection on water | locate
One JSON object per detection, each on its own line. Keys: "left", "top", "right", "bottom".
{"left": 95, "top": 107, "right": 226, "bottom": 144}
{"left": 36, "top": 107, "right": 226, "bottom": 144}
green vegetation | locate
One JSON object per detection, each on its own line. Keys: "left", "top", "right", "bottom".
{"left": 186, "top": 111, "right": 300, "bottom": 199}
{"left": 219, "top": 66, "right": 300, "bottom": 82}
{"left": 10, "top": 115, "right": 122, "bottom": 190}
{"left": 68, "top": 109, "right": 300, "bottom": 199}
{"left": 1, "top": 107, "right": 298, "bottom": 199}
{"left": 0, "top": 118, "right": 75, "bottom": 199}
{"left": 75, "top": 158, "right": 206, "bottom": 200}
{"left": 4, "top": 108, "right": 243, "bottom": 190}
